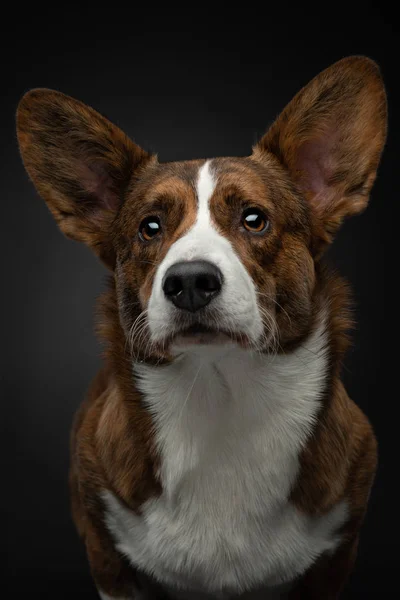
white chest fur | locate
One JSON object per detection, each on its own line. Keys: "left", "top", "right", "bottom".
{"left": 103, "top": 319, "right": 348, "bottom": 596}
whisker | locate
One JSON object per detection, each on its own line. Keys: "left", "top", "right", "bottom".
{"left": 256, "top": 290, "right": 293, "bottom": 330}
{"left": 126, "top": 310, "right": 147, "bottom": 350}
{"left": 135, "top": 259, "right": 159, "bottom": 267}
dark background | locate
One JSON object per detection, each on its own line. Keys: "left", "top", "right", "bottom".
{"left": 2, "top": 11, "right": 397, "bottom": 599}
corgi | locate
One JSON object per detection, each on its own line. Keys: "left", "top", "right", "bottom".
{"left": 16, "top": 56, "right": 387, "bottom": 599}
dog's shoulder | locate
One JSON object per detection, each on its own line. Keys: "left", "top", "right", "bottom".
{"left": 70, "top": 366, "right": 161, "bottom": 525}
{"left": 290, "top": 379, "right": 377, "bottom": 522}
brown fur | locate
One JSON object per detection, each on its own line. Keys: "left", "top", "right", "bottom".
{"left": 16, "top": 88, "right": 156, "bottom": 268}
{"left": 17, "top": 56, "right": 387, "bottom": 598}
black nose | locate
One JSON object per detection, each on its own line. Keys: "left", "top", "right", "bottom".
{"left": 163, "top": 260, "right": 223, "bottom": 312}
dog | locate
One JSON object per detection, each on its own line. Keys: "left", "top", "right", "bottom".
{"left": 16, "top": 56, "right": 387, "bottom": 599}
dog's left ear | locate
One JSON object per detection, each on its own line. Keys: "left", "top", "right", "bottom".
{"left": 253, "top": 56, "right": 387, "bottom": 253}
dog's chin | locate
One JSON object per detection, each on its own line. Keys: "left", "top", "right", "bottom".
{"left": 174, "top": 330, "right": 232, "bottom": 348}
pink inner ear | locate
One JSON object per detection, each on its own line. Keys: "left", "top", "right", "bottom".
{"left": 77, "top": 161, "right": 121, "bottom": 212}
{"left": 295, "top": 132, "right": 338, "bottom": 209}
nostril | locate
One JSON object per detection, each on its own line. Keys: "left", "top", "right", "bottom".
{"left": 196, "top": 274, "right": 221, "bottom": 294}
{"left": 163, "top": 275, "right": 183, "bottom": 297}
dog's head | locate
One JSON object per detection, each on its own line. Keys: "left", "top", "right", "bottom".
{"left": 17, "top": 57, "right": 387, "bottom": 360}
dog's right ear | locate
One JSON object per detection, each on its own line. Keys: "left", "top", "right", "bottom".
{"left": 17, "top": 89, "right": 155, "bottom": 268}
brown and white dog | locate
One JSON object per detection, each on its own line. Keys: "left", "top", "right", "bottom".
{"left": 16, "top": 56, "right": 387, "bottom": 599}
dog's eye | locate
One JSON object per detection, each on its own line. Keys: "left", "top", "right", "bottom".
{"left": 242, "top": 208, "right": 269, "bottom": 234}
{"left": 139, "top": 216, "right": 162, "bottom": 241}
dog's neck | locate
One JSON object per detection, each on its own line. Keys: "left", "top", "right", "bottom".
{"left": 132, "top": 310, "right": 329, "bottom": 491}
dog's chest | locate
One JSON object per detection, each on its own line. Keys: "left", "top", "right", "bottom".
{"left": 103, "top": 342, "right": 347, "bottom": 595}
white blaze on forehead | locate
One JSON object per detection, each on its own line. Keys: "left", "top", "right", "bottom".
{"left": 195, "top": 160, "right": 216, "bottom": 228}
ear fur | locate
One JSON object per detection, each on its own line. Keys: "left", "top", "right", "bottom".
{"left": 253, "top": 56, "right": 387, "bottom": 252}
{"left": 17, "top": 89, "right": 156, "bottom": 268}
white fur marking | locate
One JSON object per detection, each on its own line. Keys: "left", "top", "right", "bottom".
{"left": 195, "top": 160, "right": 216, "bottom": 227}
{"left": 103, "top": 313, "right": 348, "bottom": 595}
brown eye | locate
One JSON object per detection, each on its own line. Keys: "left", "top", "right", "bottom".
{"left": 242, "top": 208, "right": 269, "bottom": 233}
{"left": 139, "top": 216, "right": 161, "bottom": 241}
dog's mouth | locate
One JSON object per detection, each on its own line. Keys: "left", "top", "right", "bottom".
{"left": 169, "top": 323, "right": 250, "bottom": 349}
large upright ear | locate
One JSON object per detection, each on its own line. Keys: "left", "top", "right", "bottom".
{"left": 17, "top": 89, "right": 155, "bottom": 268}
{"left": 253, "top": 56, "right": 387, "bottom": 252}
